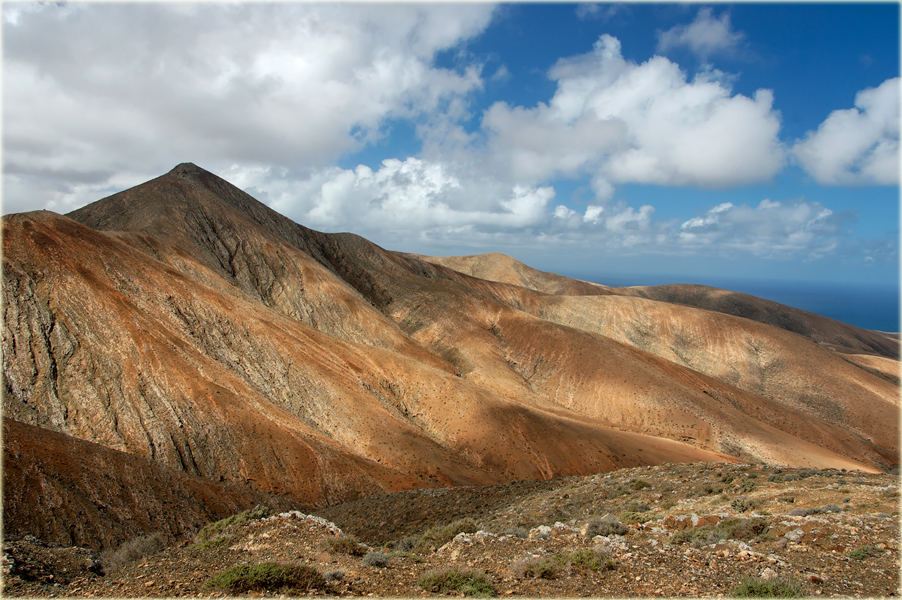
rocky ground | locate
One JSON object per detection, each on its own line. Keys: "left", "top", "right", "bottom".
{"left": 3, "top": 462, "right": 899, "bottom": 597}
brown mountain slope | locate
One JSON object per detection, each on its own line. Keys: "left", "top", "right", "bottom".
{"left": 63, "top": 165, "right": 895, "bottom": 469}
{"left": 3, "top": 210, "right": 729, "bottom": 505}
{"left": 419, "top": 252, "right": 898, "bottom": 359}
{"left": 2, "top": 418, "right": 299, "bottom": 550}
{"left": 413, "top": 252, "right": 613, "bottom": 296}
{"left": 59, "top": 164, "right": 895, "bottom": 472}
{"left": 2, "top": 161, "right": 896, "bottom": 553}
{"left": 619, "top": 284, "right": 899, "bottom": 358}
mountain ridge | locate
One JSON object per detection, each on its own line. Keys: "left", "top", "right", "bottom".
{"left": 4, "top": 162, "right": 898, "bottom": 550}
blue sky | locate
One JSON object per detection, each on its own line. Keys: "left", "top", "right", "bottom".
{"left": 3, "top": 2, "right": 899, "bottom": 290}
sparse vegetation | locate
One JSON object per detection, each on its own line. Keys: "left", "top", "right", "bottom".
{"left": 193, "top": 505, "right": 270, "bottom": 549}
{"left": 619, "top": 510, "right": 652, "bottom": 524}
{"left": 731, "top": 497, "right": 758, "bottom": 513}
{"left": 629, "top": 479, "right": 652, "bottom": 490}
{"left": 362, "top": 550, "right": 389, "bottom": 567}
{"left": 416, "top": 518, "right": 479, "bottom": 552}
{"left": 512, "top": 556, "right": 559, "bottom": 579}
{"left": 100, "top": 533, "right": 166, "bottom": 573}
{"left": 418, "top": 568, "right": 495, "bottom": 597}
{"left": 585, "top": 516, "right": 627, "bottom": 537}
{"left": 848, "top": 546, "right": 881, "bottom": 560}
{"left": 732, "top": 576, "right": 803, "bottom": 597}
{"left": 206, "top": 562, "right": 326, "bottom": 594}
{"left": 325, "top": 534, "right": 368, "bottom": 556}
{"left": 672, "top": 517, "right": 770, "bottom": 546}
{"left": 555, "top": 548, "right": 614, "bottom": 572}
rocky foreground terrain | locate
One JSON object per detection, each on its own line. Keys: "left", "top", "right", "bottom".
{"left": 4, "top": 462, "right": 898, "bottom": 598}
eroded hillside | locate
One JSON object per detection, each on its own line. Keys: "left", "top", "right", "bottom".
{"left": 2, "top": 163, "right": 898, "bottom": 551}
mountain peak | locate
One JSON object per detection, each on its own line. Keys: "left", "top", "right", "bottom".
{"left": 168, "top": 162, "right": 206, "bottom": 175}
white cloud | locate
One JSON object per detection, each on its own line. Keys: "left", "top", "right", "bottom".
{"left": 657, "top": 8, "right": 744, "bottom": 60}
{"left": 481, "top": 34, "right": 784, "bottom": 199}
{"left": 678, "top": 198, "right": 845, "bottom": 257}
{"left": 226, "top": 158, "right": 555, "bottom": 247}
{"left": 2, "top": 3, "right": 494, "bottom": 212}
{"left": 793, "top": 78, "right": 900, "bottom": 185}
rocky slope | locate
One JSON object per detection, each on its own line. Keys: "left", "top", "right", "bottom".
{"left": 2, "top": 418, "right": 300, "bottom": 550}
{"left": 2, "top": 163, "right": 898, "bottom": 551}
{"left": 3, "top": 463, "right": 898, "bottom": 598}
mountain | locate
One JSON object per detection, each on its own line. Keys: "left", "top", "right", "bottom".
{"left": 3, "top": 163, "right": 897, "bottom": 548}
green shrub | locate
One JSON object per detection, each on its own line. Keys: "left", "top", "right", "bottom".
{"left": 731, "top": 497, "right": 758, "bottom": 513}
{"left": 325, "top": 535, "right": 368, "bottom": 556}
{"left": 418, "top": 568, "right": 494, "bottom": 597}
{"left": 672, "top": 518, "right": 770, "bottom": 546}
{"left": 585, "top": 516, "right": 627, "bottom": 537}
{"left": 512, "top": 556, "right": 559, "bottom": 579}
{"left": 194, "top": 505, "right": 270, "bottom": 548}
{"left": 416, "top": 518, "right": 479, "bottom": 552}
{"left": 629, "top": 479, "right": 652, "bottom": 490}
{"left": 848, "top": 546, "right": 881, "bottom": 560}
{"left": 619, "top": 511, "right": 652, "bottom": 524}
{"left": 732, "top": 576, "right": 802, "bottom": 597}
{"left": 207, "top": 562, "right": 325, "bottom": 594}
{"left": 556, "top": 548, "right": 614, "bottom": 572}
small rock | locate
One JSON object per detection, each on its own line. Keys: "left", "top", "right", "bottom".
{"left": 528, "top": 526, "right": 551, "bottom": 540}
{"left": 760, "top": 567, "right": 777, "bottom": 581}
{"left": 808, "top": 574, "right": 824, "bottom": 584}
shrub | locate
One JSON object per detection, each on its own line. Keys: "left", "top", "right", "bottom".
{"left": 731, "top": 497, "right": 758, "bottom": 513}
{"left": 391, "top": 535, "right": 420, "bottom": 551}
{"left": 619, "top": 511, "right": 652, "bottom": 524}
{"left": 512, "top": 556, "right": 559, "bottom": 579}
{"left": 100, "top": 533, "right": 166, "bottom": 573}
{"left": 622, "top": 502, "right": 650, "bottom": 512}
{"left": 630, "top": 479, "right": 652, "bottom": 490}
{"left": 848, "top": 546, "right": 881, "bottom": 560}
{"left": 323, "top": 569, "right": 344, "bottom": 582}
{"left": 585, "top": 516, "right": 627, "bottom": 537}
{"left": 673, "top": 518, "right": 770, "bottom": 546}
{"left": 362, "top": 551, "right": 389, "bottom": 568}
{"left": 418, "top": 568, "right": 494, "bottom": 597}
{"left": 416, "top": 518, "right": 479, "bottom": 552}
{"left": 194, "top": 505, "right": 270, "bottom": 548}
{"left": 207, "top": 562, "right": 326, "bottom": 594}
{"left": 556, "top": 548, "right": 614, "bottom": 572}
{"left": 325, "top": 535, "right": 368, "bottom": 557}
{"left": 732, "top": 576, "right": 802, "bottom": 597}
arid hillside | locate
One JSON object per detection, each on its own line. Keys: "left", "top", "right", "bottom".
{"left": 4, "top": 463, "right": 898, "bottom": 598}
{"left": 2, "top": 162, "right": 898, "bottom": 552}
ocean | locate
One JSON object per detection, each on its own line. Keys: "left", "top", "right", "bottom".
{"left": 573, "top": 274, "right": 900, "bottom": 333}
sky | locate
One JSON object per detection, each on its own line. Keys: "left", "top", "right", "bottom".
{"left": 2, "top": 2, "right": 900, "bottom": 289}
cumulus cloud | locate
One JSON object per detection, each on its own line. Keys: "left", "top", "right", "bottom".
{"left": 793, "top": 78, "right": 900, "bottom": 185}
{"left": 234, "top": 154, "right": 840, "bottom": 261}
{"left": 2, "top": 2, "right": 494, "bottom": 212}
{"left": 657, "top": 8, "right": 745, "bottom": 60}
{"left": 482, "top": 34, "right": 784, "bottom": 199}
{"left": 224, "top": 158, "right": 556, "bottom": 248}
{"left": 678, "top": 198, "right": 846, "bottom": 257}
